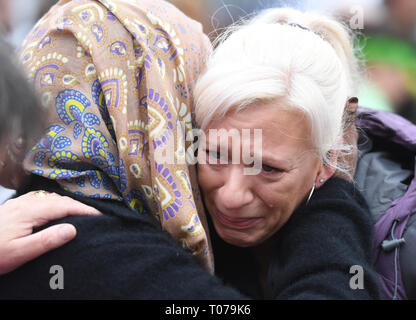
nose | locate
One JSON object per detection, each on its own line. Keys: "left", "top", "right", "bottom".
{"left": 217, "top": 165, "right": 254, "bottom": 211}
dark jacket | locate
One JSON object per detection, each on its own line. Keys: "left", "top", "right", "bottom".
{"left": 212, "top": 177, "right": 381, "bottom": 300}
{"left": 0, "top": 176, "right": 380, "bottom": 299}
{"left": 0, "top": 176, "right": 245, "bottom": 300}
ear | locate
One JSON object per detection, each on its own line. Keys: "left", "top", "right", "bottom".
{"left": 315, "top": 150, "right": 338, "bottom": 189}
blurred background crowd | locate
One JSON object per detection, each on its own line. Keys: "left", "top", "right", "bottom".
{"left": 0, "top": 0, "right": 415, "bottom": 201}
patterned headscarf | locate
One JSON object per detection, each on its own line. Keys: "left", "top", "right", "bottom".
{"left": 18, "top": 0, "right": 214, "bottom": 272}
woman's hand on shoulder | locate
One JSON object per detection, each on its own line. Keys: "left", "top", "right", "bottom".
{"left": 0, "top": 191, "right": 101, "bottom": 275}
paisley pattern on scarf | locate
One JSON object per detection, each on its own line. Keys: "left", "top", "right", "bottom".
{"left": 18, "top": 0, "right": 214, "bottom": 272}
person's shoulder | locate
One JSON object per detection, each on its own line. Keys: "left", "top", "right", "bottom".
{"left": 19, "top": 174, "right": 160, "bottom": 233}
{"left": 282, "top": 177, "right": 374, "bottom": 250}
{"left": 269, "top": 177, "right": 381, "bottom": 299}
{"left": 25, "top": 200, "right": 244, "bottom": 299}
{"left": 37, "top": 197, "right": 165, "bottom": 251}
{"left": 315, "top": 177, "right": 368, "bottom": 206}
{"left": 294, "top": 177, "right": 371, "bottom": 223}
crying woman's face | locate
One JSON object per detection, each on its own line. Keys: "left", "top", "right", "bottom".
{"left": 197, "top": 101, "right": 324, "bottom": 247}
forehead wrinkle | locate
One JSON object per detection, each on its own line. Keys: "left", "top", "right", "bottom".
{"left": 261, "top": 113, "right": 315, "bottom": 167}
{"left": 203, "top": 103, "right": 316, "bottom": 163}
{"left": 265, "top": 108, "right": 311, "bottom": 142}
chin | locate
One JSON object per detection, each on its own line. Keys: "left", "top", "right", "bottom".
{"left": 217, "top": 228, "right": 263, "bottom": 248}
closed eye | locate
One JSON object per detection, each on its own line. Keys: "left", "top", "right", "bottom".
{"left": 204, "top": 149, "right": 223, "bottom": 164}
{"left": 261, "top": 164, "right": 284, "bottom": 175}
{"left": 205, "top": 149, "right": 220, "bottom": 158}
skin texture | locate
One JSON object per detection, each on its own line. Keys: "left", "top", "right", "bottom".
{"left": 197, "top": 100, "right": 336, "bottom": 248}
{"left": 0, "top": 191, "right": 101, "bottom": 275}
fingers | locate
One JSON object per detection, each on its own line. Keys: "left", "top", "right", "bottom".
{"left": 6, "top": 224, "right": 77, "bottom": 274}
{"left": 0, "top": 191, "right": 100, "bottom": 275}
{"left": 11, "top": 191, "right": 101, "bottom": 228}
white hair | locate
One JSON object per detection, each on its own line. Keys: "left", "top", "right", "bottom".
{"left": 194, "top": 7, "right": 361, "bottom": 174}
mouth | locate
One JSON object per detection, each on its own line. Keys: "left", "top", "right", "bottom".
{"left": 214, "top": 208, "right": 263, "bottom": 230}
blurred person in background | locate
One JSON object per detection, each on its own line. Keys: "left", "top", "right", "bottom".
{"left": 356, "top": 0, "right": 416, "bottom": 123}
{"left": 168, "top": 0, "right": 261, "bottom": 40}
{"left": 171, "top": 0, "right": 416, "bottom": 124}
{"left": 168, "top": 0, "right": 215, "bottom": 38}
{"left": 0, "top": 0, "right": 57, "bottom": 48}
{"left": 0, "top": 0, "right": 58, "bottom": 202}
{"left": 357, "top": 35, "right": 416, "bottom": 121}
{"left": 168, "top": 0, "right": 302, "bottom": 41}
{"left": 383, "top": 0, "right": 416, "bottom": 44}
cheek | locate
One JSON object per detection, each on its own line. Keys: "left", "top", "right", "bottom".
{"left": 197, "top": 164, "right": 218, "bottom": 194}
{"left": 256, "top": 176, "right": 303, "bottom": 208}
{"left": 258, "top": 188, "right": 292, "bottom": 231}
{"left": 256, "top": 174, "right": 311, "bottom": 221}
{"left": 253, "top": 188, "right": 300, "bottom": 241}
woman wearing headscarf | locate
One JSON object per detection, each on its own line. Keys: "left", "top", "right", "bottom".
{"left": 18, "top": 0, "right": 215, "bottom": 271}
{"left": 0, "top": 0, "right": 239, "bottom": 298}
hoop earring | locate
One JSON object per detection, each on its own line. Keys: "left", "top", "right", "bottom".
{"left": 306, "top": 183, "right": 315, "bottom": 204}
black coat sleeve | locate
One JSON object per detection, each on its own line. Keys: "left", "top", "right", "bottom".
{"left": 0, "top": 196, "right": 246, "bottom": 300}
{"left": 267, "top": 178, "right": 381, "bottom": 300}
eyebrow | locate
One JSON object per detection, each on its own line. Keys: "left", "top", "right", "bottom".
{"left": 258, "top": 150, "right": 299, "bottom": 169}
{"left": 203, "top": 138, "right": 290, "bottom": 160}
{"left": 203, "top": 136, "right": 303, "bottom": 169}
{"left": 259, "top": 156, "right": 291, "bottom": 168}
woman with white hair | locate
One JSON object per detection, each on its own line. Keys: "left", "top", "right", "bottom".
{"left": 194, "top": 8, "right": 380, "bottom": 298}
